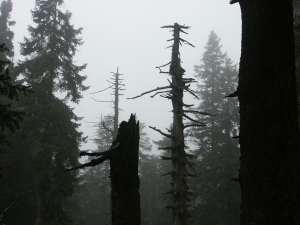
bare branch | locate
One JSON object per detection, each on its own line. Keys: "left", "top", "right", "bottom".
{"left": 127, "top": 86, "right": 171, "bottom": 100}
{"left": 91, "top": 97, "right": 113, "bottom": 103}
{"left": 225, "top": 89, "right": 238, "bottom": 97}
{"left": 161, "top": 25, "right": 175, "bottom": 29}
{"left": 229, "top": 0, "right": 239, "bottom": 4}
{"left": 80, "top": 142, "right": 120, "bottom": 157}
{"left": 182, "top": 114, "right": 206, "bottom": 124}
{"left": 149, "top": 126, "right": 176, "bottom": 140}
{"left": 89, "top": 85, "right": 114, "bottom": 95}
{"left": 183, "top": 110, "right": 217, "bottom": 116}
{"left": 183, "top": 103, "right": 194, "bottom": 108}
{"left": 64, "top": 154, "right": 109, "bottom": 171}
{"left": 179, "top": 29, "right": 188, "bottom": 34}
{"left": 179, "top": 38, "right": 195, "bottom": 47}
{"left": 184, "top": 87, "right": 199, "bottom": 100}
{"left": 157, "top": 67, "right": 170, "bottom": 74}
{"left": 156, "top": 61, "right": 171, "bottom": 68}
{"left": 150, "top": 90, "right": 170, "bottom": 98}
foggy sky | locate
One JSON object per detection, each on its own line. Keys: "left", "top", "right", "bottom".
{"left": 10, "top": 0, "right": 241, "bottom": 154}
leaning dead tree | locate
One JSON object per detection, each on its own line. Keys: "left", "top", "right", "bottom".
{"left": 65, "top": 114, "right": 141, "bottom": 225}
{"left": 90, "top": 68, "right": 125, "bottom": 138}
{"left": 129, "top": 23, "right": 214, "bottom": 225}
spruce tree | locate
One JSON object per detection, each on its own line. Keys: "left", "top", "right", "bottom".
{"left": 0, "top": 0, "right": 15, "bottom": 61}
{"left": 187, "top": 31, "right": 240, "bottom": 225}
{"left": 0, "top": 0, "right": 31, "bottom": 146}
{"left": 0, "top": 0, "right": 88, "bottom": 224}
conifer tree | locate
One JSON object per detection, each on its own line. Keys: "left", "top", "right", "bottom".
{"left": 0, "top": 0, "right": 31, "bottom": 146}
{"left": 187, "top": 31, "right": 240, "bottom": 225}
{"left": 0, "top": 0, "right": 88, "bottom": 224}
{"left": 0, "top": 0, "right": 15, "bottom": 61}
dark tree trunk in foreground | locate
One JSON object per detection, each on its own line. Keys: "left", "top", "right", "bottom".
{"left": 234, "top": 1, "right": 300, "bottom": 224}
{"left": 65, "top": 114, "right": 141, "bottom": 225}
{"left": 293, "top": 0, "right": 300, "bottom": 129}
{"left": 110, "top": 114, "right": 140, "bottom": 225}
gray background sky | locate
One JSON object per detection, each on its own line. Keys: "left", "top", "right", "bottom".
{"left": 10, "top": 0, "right": 241, "bottom": 154}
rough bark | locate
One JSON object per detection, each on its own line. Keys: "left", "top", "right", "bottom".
{"left": 66, "top": 114, "right": 141, "bottom": 225}
{"left": 169, "top": 23, "right": 190, "bottom": 225}
{"left": 236, "top": 1, "right": 300, "bottom": 224}
{"left": 110, "top": 114, "right": 141, "bottom": 225}
{"left": 293, "top": 0, "right": 300, "bottom": 129}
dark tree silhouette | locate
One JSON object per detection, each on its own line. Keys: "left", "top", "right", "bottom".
{"left": 65, "top": 114, "right": 141, "bottom": 225}
{"left": 0, "top": 0, "right": 31, "bottom": 145}
{"left": 230, "top": 1, "right": 300, "bottom": 224}
{"left": 293, "top": 0, "right": 300, "bottom": 129}
{"left": 129, "top": 23, "right": 213, "bottom": 225}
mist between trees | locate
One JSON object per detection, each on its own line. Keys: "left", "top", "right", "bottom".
{"left": 2, "top": 0, "right": 297, "bottom": 225}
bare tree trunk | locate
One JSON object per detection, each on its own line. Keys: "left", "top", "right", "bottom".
{"left": 235, "top": 1, "right": 300, "bottom": 224}
{"left": 127, "top": 23, "right": 201, "bottom": 225}
{"left": 113, "top": 68, "right": 120, "bottom": 139}
{"left": 169, "top": 23, "right": 190, "bottom": 225}
{"left": 293, "top": 0, "right": 300, "bottom": 129}
{"left": 110, "top": 114, "right": 141, "bottom": 225}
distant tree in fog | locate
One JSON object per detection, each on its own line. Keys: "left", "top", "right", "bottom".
{"left": 187, "top": 31, "right": 240, "bottom": 225}
{"left": 0, "top": 0, "right": 88, "bottom": 224}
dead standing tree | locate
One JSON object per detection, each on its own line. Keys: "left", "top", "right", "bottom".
{"left": 129, "top": 23, "right": 214, "bottom": 225}
{"left": 65, "top": 114, "right": 141, "bottom": 225}
{"left": 88, "top": 68, "right": 125, "bottom": 225}
{"left": 90, "top": 67, "right": 125, "bottom": 138}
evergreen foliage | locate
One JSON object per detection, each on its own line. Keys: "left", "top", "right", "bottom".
{"left": 0, "top": 0, "right": 87, "bottom": 224}
{"left": 0, "top": 0, "right": 31, "bottom": 145}
{"left": 187, "top": 31, "right": 240, "bottom": 225}
{"left": 0, "top": 45, "right": 31, "bottom": 145}
{"left": 0, "top": 0, "right": 15, "bottom": 60}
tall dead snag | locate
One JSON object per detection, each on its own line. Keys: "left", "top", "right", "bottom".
{"left": 129, "top": 23, "right": 213, "bottom": 225}
{"left": 90, "top": 68, "right": 125, "bottom": 138}
{"left": 65, "top": 114, "right": 141, "bottom": 225}
{"left": 229, "top": 1, "right": 300, "bottom": 224}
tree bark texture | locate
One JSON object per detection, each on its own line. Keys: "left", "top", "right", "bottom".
{"left": 237, "top": 1, "right": 300, "bottom": 224}
{"left": 169, "top": 23, "right": 190, "bottom": 225}
{"left": 110, "top": 114, "right": 141, "bottom": 225}
{"left": 293, "top": 0, "right": 300, "bottom": 129}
